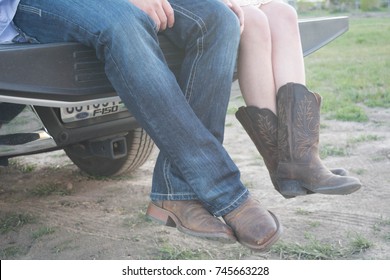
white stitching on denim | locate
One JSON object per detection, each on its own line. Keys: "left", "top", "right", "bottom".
{"left": 170, "top": 3, "right": 207, "bottom": 103}
{"left": 214, "top": 190, "right": 249, "bottom": 217}
{"left": 157, "top": 4, "right": 209, "bottom": 199}
{"left": 163, "top": 157, "right": 173, "bottom": 195}
{"left": 18, "top": 5, "right": 42, "bottom": 17}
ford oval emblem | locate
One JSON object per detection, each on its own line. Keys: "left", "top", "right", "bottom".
{"left": 76, "top": 112, "right": 89, "bottom": 119}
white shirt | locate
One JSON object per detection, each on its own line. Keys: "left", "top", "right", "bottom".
{"left": 0, "top": 0, "right": 21, "bottom": 43}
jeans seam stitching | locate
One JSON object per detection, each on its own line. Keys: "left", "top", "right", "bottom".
{"left": 18, "top": 5, "right": 42, "bottom": 17}
{"left": 171, "top": 3, "right": 207, "bottom": 103}
{"left": 163, "top": 158, "right": 173, "bottom": 196}
{"left": 214, "top": 189, "right": 249, "bottom": 216}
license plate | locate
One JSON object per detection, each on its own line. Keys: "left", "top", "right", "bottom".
{"left": 60, "top": 101, "right": 128, "bottom": 123}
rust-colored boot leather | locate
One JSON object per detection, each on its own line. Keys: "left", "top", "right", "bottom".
{"left": 147, "top": 200, "right": 237, "bottom": 243}
{"left": 236, "top": 105, "right": 348, "bottom": 198}
{"left": 223, "top": 196, "right": 282, "bottom": 251}
{"left": 276, "top": 83, "right": 362, "bottom": 196}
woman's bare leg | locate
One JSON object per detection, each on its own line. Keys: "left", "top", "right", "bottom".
{"left": 238, "top": 5, "right": 276, "bottom": 114}
{"left": 238, "top": 2, "right": 306, "bottom": 113}
{"left": 260, "top": 1, "right": 306, "bottom": 90}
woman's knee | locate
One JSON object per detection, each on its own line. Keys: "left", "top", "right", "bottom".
{"left": 263, "top": 1, "right": 298, "bottom": 26}
{"left": 241, "top": 6, "right": 271, "bottom": 43}
{"left": 279, "top": 2, "right": 298, "bottom": 24}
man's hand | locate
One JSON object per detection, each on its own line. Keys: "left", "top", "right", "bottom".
{"left": 224, "top": 0, "right": 244, "bottom": 33}
{"left": 129, "top": 0, "right": 174, "bottom": 31}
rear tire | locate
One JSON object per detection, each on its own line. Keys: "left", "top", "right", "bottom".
{"left": 64, "top": 128, "right": 154, "bottom": 177}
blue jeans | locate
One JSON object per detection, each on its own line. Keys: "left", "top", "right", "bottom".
{"left": 14, "top": 0, "right": 248, "bottom": 216}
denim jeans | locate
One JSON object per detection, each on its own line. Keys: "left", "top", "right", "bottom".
{"left": 14, "top": 0, "right": 249, "bottom": 216}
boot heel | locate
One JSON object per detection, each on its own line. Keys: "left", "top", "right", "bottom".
{"left": 146, "top": 202, "right": 177, "bottom": 227}
{"left": 277, "top": 180, "right": 309, "bottom": 197}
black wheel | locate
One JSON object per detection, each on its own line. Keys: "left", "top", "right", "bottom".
{"left": 64, "top": 128, "right": 154, "bottom": 177}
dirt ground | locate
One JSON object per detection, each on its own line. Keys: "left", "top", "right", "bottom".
{"left": 0, "top": 81, "right": 389, "bottom": 260}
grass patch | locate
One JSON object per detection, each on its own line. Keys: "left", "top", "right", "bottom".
{"left": 0, "top": 246, "right": 23, "bottom": 258}
{"left": 333, "top": 105, "right": 369, "bottom": 122}
{"left": 371, "top": 155, "right": 387, "bottom": 162}
{"left": 30, "top": 183, "right": 71, "bottom": 197}
{"left": 227, "top": 106, "right": 239, "bottom": 115}
{"left": 272, "top": 241, "right": 343, "bottom": 260}
{"left": 379, "top": 218, "right": 390, "bottom": 227}
{"left": 158, "top": 243, "right": 212, "bottom": 260}
{"left": 348, "top": 234, "right": 373, "bottom": 254}
{"left": 271, "top": 234, "right": 372, "bottom": 259}
{"left": 373, "top": 217, "right": 390, "bottom": 241}
{"left": 305, "top": 17, "right": 390, "bottom": 122}
{"left": 51, "top": 239, "right": 76, "bottom": 254}
{"left": 308, "top": 221, "right": 321, "bottom": 228}
{"left": 0, "top": 213, "right": 35, "bottom": 234}
{"left": 353, "top": 168, "right": 367, "bottom": 175}
{"left": 123, "top": 212, "right": 152, "bottom": 229}
{"left": 32, "top": 227, "right": 55, "bottom": 239}
{"left": 295, "top": 208, "right": 313, "bottom": 216}
{"left": 320, "top": 144, "right": 348, "bottom": 159}
{"left": 8, "top": 160, "right": 36, "bottom": 173}
{"left": 348, "top": 134, "right": 384, "bottom": 144}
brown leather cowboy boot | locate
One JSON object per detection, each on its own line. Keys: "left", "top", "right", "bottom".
{"left": 236, "top": 106, "right": 348, "bottom": 198}
{"left": 276, "top": 83, "right": 362, "bottom": 196}
{"left": 236, "top": 107, "right": 283, "bottom": 194}
{"left": 223, "top": 196, "right": 282, "bottom": 251}
{"left": 146, "top": 200, "right": 237, "bottom": 243}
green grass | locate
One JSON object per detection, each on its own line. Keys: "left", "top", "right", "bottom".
{"left": 347, "top": 134, "right": 384, "bottom": 144}
{"left": 373, "top": 217, "right": 390, "bottom": 242}
{"left": 8, "top": 160, "right": 36, "bottom": 173}
{"left": 32, "top": 227, "right": 55, "bottom": 239}
{"left": 305, "top": 17, "right": 390, "bottom": 122}
{"left": 30, "top": 183, "right": 71, "bottom": 197}
{"left": 320, "top": 143, "right": 348, "bottom": 159}
{"left": 0, "top": 246, "right": 23, "bottom": 258}
{"left": 0, "top": 213, "right": 35, "bottom": 234}
{"left": 157, "top": 243, "right": 212, "bottom": 260}
{"left": 271, "top": 233, "right": 373, "bottom": 260}
{"left": 319, "top": 133, "right": 383, "bottom": 159}
{"left": 348, "top": 234, "right": 373, "bottom": 254}
{"left": 295, "top": 208, "right": 313, "bottom": 216}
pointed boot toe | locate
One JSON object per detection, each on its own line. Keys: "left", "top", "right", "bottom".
{"left": 223, "top": 197, "right": 282, "bottom": 251}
